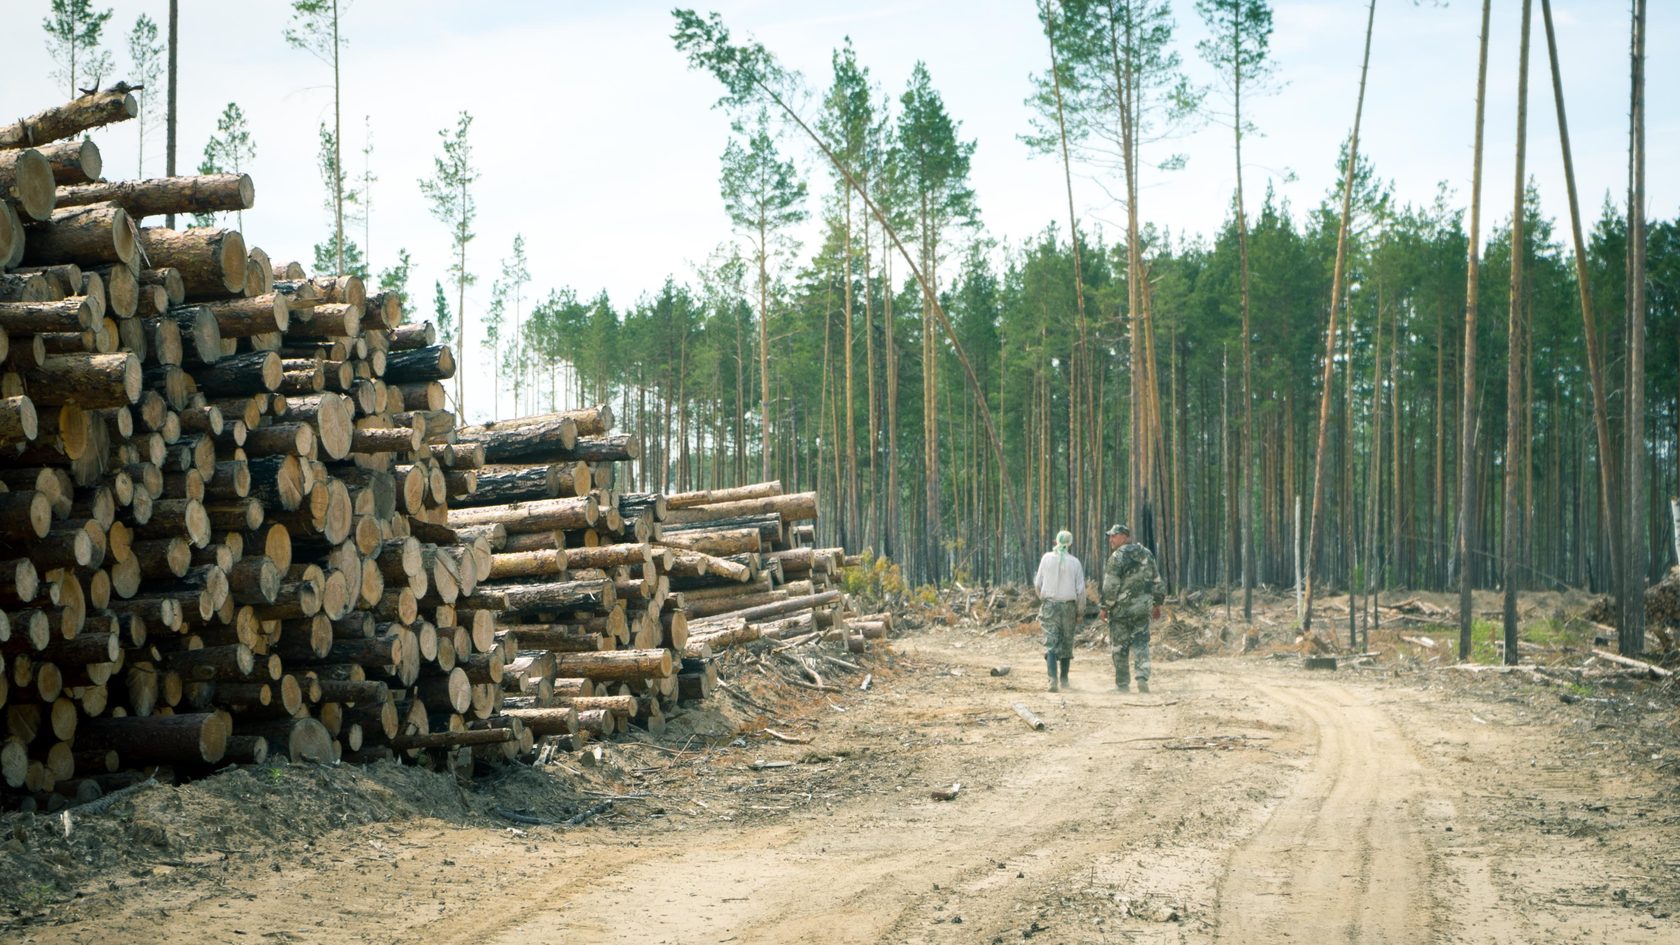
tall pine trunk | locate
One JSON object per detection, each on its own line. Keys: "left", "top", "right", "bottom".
{"left": 1458, "top": 0, "right": 1492, "bottom": 660}
{"left": 1623, "top": 0, "right": 1648, "bottom": 654}
{"left": 1304, "top": 0, "right": 1377, "bottom": 635}
{"left": 1502, "top": 0, "right": 1534, "bottom": 666}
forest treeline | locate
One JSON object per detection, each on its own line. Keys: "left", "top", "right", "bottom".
{"left": 503, "top": 177, "right": 1679, "bottom": 597}
{"left": 49, "top": 1, "right": 1672, "bottom": 619}
{"left": 462, "top": 2, "right": 1675, "bottom": 623}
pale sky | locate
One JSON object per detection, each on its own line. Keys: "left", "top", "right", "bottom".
{"left": 5, "top": 1, "right": 1674, "bottom": 424}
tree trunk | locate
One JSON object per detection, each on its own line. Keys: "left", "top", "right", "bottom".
{"left": 1304, "top": 0, "right": 1376, "bottom": 635}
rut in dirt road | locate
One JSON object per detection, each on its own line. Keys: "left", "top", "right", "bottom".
{"left": 1215, "top": 681, "right": 1433, "bottom": 944}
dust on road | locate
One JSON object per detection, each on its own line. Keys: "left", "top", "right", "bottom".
{"left": 6, "top": 622, "right": 1677, "bottom": 945}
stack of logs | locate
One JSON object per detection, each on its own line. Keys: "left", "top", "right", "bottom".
{"left": 1, "top": 87, "right": 879, "bottom": 810}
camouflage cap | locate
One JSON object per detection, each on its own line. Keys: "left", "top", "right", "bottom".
{"left": 1105, "top": 523, "right": 1130, "bottom": 537}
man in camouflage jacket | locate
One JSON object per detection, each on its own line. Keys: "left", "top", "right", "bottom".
{"left": 1098, "top": 524, "right": 1165, "bottom": 693}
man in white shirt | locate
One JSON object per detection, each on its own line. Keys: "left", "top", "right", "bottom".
{"left": 1034, "top": 529, "right": 1086, "bottom": 692}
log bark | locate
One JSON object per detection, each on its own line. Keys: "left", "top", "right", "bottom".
{"left": 0, "top": 89, "right": 138, "bottom": 150}
{"left": 0, "top": 148, "right": 57, "bottom": 220}
{"left": 203, "top": 292, "right": 289, "bottom": 337}
{"left": 23, "top": 352, "right": 141, "bottom": 407}
{"left": 455, "top": 413, "right": 577, "bottom": 462}
{"left": 461, "top": 578, "right": 613, "bottom": 617}
{"left": 196, "top": 351, "right": 283, "bottom": 396}
{"left": 447, "top": 495, "right": 598, "bottom": 534}
{"left": 238, "top": 717, "right": 333, "bottom": 762}
{"left": 382, "top": 345, "right": 455, "bottom": 384}
{"left": 553, "top": 648, "right": 672, "bottom": 682}
{"left": 135, "top": 227, "right": 245, "bottom": 298}
{"left": 496, "top": 706, "right": 580, "bottom": 737}
{"left": 56, "top": 173, "right": 254, "bottom": 219}
{"left": 665, "top": 481, "right": 784, "bottom": 510}
{"left": 76, "top": 710, "right": 231, "bottom": 765}
{"left": 504, "top": 624, "right": 605, "bottom": 653}
{"left": 22, "top": 203, "right": 137, "bottom": 268}
{"left": 32, "top": 138, "right": 102, "bottom": 185}
{"left": 662, "top": 491, "right": 818, "bottom": 526}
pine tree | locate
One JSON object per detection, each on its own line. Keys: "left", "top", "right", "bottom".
{"left": 42, "top": 0, "right": 114, "bottom": 98}
{"left": 419, "top": 111, "right": 478, "bottom": 417}
{"left": 196, "top": 102, "right": 255, "bottom": 230}
{"left": 285, "top": 0, "right": 351, "bottom": 276}
{"left": 1197, "top": 0, "right": 1273, "bottom": 624}
{"left": 719, "top": 108, "right": 807, "bottom": 481}
{"left": 126, "top": 13, "right": 164, "bottom": 177}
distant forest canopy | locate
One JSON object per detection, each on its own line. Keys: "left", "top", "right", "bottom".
{"left": 479, "top": 1, "right": 1669, "bottom": 625}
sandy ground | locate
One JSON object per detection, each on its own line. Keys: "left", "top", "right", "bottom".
{"left": 5, "top": 618, "right": 1679, "bottom": 945}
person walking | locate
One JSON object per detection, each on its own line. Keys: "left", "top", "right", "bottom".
{"left": 1098, "top": 524, "right": 1165, "bottom": 693}
{"left": 1034, "top": 529, "right": 1085, "bottom": 692}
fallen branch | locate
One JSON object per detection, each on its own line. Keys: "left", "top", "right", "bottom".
{"left": 1590, "top": 648, "right": 1673, "bottom": 678}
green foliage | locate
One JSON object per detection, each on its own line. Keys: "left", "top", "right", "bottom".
{"left": 432, "top": 280, "right": 453, "bottom": 346}
{"left": 312, "top": 232, "right": 367, "bottom": 281}
{"left": 719, "top": 108, "right": 808, "bottom": 250}
{"left": 42, "top": 0, "right": 114, "bottom": 97}
{"left": 196, "top": 103, "right": 256, "bottom": 229}
{"left": 840, "top": 551, "right": 907, "bottom": 606}
{"left": 126, "top": 13, "right": 163, "bottom": 177}
{"left": 283, "top": 0, "right": 350, "bottom": 63}
{"left": 378, "top": 248, "right": 413, "bottom": 315}
{"left": 419, "top": 111, "right": 478, "bottom": 410}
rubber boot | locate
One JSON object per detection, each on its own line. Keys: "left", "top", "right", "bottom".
{"left": 1058, "top": 658, "right": 1071, "bottom": 688}
{"left": 1046, "top": 654, "right": 1059, "bottom": 693}
{"left": 1137, "top": 679, "right": 1150, "bottom": 694}
{"left": 1115, "top": 671, "right": 1129, "bottom": 693}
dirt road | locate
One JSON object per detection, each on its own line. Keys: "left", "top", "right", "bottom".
{"left": 10, "top": 624, "right": 1678, "bottom": 944}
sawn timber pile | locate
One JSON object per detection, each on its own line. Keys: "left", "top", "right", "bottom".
{"left": 0, "top": 87, "right": 877, "bottom": 812}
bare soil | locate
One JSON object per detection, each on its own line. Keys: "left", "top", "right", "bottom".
{"left": 5, "top": 594, "right": 1679, "bottom": 944}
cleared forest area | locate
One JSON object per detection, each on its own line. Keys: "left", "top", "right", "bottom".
{"left": 2, "top": 1, "right": 1679, "bottom": 942}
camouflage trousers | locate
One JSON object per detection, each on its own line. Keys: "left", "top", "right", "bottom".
{"left": 1107, "top": 614, "right": 1151, "bottom": 684}
{"left": 1039, "top": 599, "right": 1079, "bottom": 658}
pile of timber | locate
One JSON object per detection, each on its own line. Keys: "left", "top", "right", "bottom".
{"left": 1, "top": 88, "right": 879, "bottom": 811}
{"left": 446, "top": 409, "right": 863, "bottom": 734}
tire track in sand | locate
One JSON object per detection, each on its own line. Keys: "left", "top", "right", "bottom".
{"left": 1214, "top": 680, "right": 1432, "bottom": 944}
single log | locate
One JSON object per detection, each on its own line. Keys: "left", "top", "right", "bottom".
{"left": 21, "top": 351, "right": 140, "bottom": 408}
{"left": 496, "top": 707, "right": 582, "bottom": 737}
{"left": 381, "top": 344, "right": 455, "bottom": 384}
{"left": 238, "top": 717, "right": 333, "bottom": 763}
{"left": 456, "top": 414, "right": 577, "bottom": 462}
{"left": 135, "top": 227, "right": 246, "bottom": 298}
{"left": 505, "top": 624, "right": 605, "bottom": 653}
{"left": 563, "top": 542, "right": 655, "bottom": 571}
{"left": 195, "top": 350, "right": 283, "bottom": 396}
{"left": 245, "top": 454, "right": 306, "bottom": 510}
{"left": 460, "top": 578, "right": 613, "bottom": 617}
{"left": 664, "top": 481, "right": 783, "bottom": 510}
{"left": 31, "top": 137, "right": 101, "bottom": 184}
{"left": 76, "top": 710, "right": 231, "bottom": 765}
{"left": 0, "top": 89, "right": 138, "bottom": 150}
{"left": 388, "top": 322, "right": 436, "bottom": 350}
{"left": 661, "top": 491, "right": 819, "bottom": 526}
{"left": 657, "top": 526, "right": 763, "bottom": 556}
{"left": 487, "top": 548, "right": 568, "bottom": 580}
{"left": 203, "top": 292, "right": 289, "bottom": 337}
{"left": 695, "top": 590, "right": 843, "bottom": 624}
{"left": 288, "top": 301, "right": 361, "bottom": 340}
{"left": 170, "top": 304, "right": 224, "bottom": 367}
{"left": 166, "top": 644, "right": 256, "bottom": 683}
{"left": 553, "top": 648, "right": 672, "bottom": 682}
{"left": 446, "top": 495, "right": 598, "bottom": 533}
{"left": 390, "top": 727, "right": 510, "bottom": 751}
{"left": 55, "top": 173, "right": 254, "bottom": 219}
{"left": 0, "top": 202, "right": 21, "bottom": 269}
{"left": 415, "top": 666, "right": 472, "bottom": 714}
{"left": 22, "top": 203, "right": 136, "bottom": 267}
{"left": 0, "top": 148, "right": 56, "bottom": 220}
